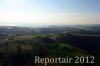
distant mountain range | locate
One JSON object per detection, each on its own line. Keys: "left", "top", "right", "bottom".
{"left": 0, "top": 25, "right": 100, "bottom": 35}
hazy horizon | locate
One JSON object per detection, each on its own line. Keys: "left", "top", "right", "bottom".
{"left": 0, "top": 23, "right": 100, "bottom": 28}
{"left": 0, "top": 0, "right": 100, "bottom": 26}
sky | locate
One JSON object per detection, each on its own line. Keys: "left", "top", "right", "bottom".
{"left": 0, "top": 0, "right": 100, "bottom": 26}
